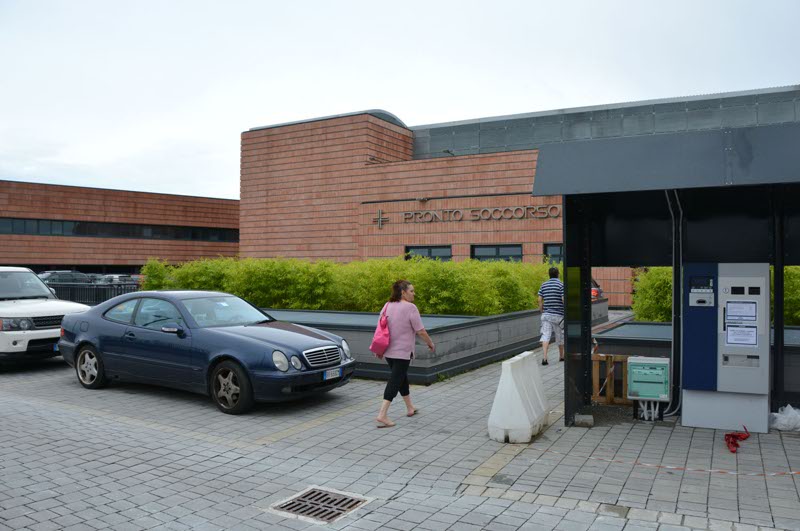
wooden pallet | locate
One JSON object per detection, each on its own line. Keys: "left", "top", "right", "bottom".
{"left": 591, "top": 352, "right": 632, "bottom": 405}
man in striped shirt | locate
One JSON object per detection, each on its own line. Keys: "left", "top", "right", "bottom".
{"left": 537, "top": 267, "right": 564, "bottom": 365}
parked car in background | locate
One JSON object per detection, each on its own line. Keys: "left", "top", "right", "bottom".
{"left": 130, "top": 274, "right": 145, "bottom": 286}
{"left": 1, "top": 267, "right": 89, "bottom": 361}
{"left": 591, "top": 278, "right": 604, "bottom": 300}
{"left": 59, "top": 291, "right": 356, "bottom": 414}
{"left": 38, "top": 270, "right": 92, "bottom": 284}
{"left": 86, "top": 273, "right": 105, "bottom": 284}
{"left": 98, "top": 274, "right": 136, "bottom": 284}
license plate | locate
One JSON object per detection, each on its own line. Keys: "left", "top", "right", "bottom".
{"left": 323, "top": 368, "right": 341, "bottom": 381}
{"left": 53, "top": 343, "right": 59, "bottom": 352}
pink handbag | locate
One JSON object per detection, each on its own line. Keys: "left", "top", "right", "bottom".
{"left": 369, "top": 306, "right": 390, "bottom": 357}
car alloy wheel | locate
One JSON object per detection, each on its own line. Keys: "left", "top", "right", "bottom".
{"left": 76, "top": 346, "right": 107, "bottom": 389}
{"left": 215, "top": 369, "right": 240, "bottom": 409}
{"left": 210, "top": 360, "right": 254, "bottom": 414}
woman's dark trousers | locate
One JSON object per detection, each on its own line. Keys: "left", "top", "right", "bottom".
{"left": 383, "top": 358, "right": 410, "bottom": 401}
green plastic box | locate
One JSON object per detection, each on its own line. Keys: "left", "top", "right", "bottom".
{"left": 627, "top": 356, "right": 670, "bottom": 402}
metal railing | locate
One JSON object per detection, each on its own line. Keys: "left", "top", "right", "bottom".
{"left": 47, "top": 283, "right": 140, "bottom": 306}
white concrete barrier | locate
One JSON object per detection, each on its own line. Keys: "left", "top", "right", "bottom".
{"left": 487, "top": 350, "right": 548, "bottom": 443}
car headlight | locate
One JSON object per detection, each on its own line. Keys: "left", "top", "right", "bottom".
{"left": 290, "top": 355, "right": 303, "bottom": 370}
{"left": 341, "top": 340, "right": 352, "bottom": 360}
{"left": 272, "top": 350, "right": 289, "bottom": 372}
{"left": 0, "top": 318, "right": 34, "bottom": 331}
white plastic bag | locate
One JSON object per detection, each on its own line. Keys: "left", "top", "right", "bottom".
{"left": 770, "top": 404, "right": 800, "bottom": 431}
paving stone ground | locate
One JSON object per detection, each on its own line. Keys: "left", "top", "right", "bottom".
{"left": 2, "top": 339, "right": 799, "bottom": 530}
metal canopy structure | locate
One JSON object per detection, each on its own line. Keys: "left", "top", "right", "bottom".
{"left": 534, "top": 122, "right": 800, "bottom": 195}
{"left": 412, "top": 85, "right": 800, "bottom": 160}
{"left": 533, "top": 108, "right": 800, "bottom": 426}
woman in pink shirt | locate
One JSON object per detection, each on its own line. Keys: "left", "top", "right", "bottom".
{"left": 375, "top": 280, "right": 435, "bottom": 428}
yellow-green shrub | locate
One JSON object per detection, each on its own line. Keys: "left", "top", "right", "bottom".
{"left": 140, "top": 259, "right": 174, "bottom": 290}
{"left": 784, "top": 267, "right": 800, "bottom": 326}
{"left": 223, "top": 258, "right": 337, "bottom": 310}
{"left": 170, "top": 257, "right": 236, "bottom": 292}
{"left": 329, "top": 257, "right": 410, "bottom": 312}
{"left": 138, "top": 257, "right": 557, "bottom": 316}
{"left": 631, "top": 267, "right": 673, "bottom": 322}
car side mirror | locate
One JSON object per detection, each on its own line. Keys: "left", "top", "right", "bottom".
{"left": 49, "top": 287, "right": 56, "bottom": 295}
{"left": 161, "top": 323, "right": 184, "bottom": 335}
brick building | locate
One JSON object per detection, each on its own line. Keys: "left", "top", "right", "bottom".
{"left": 240, "top": 111, "right": 632, "bottom": 306}
{"left": 0, "top": 180, "right": 239, "bottom": 273}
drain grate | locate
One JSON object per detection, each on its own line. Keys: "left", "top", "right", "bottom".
{"left": 271, "top": 487, "right": 368, "bottom": 523}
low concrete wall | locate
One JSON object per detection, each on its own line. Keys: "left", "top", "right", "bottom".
{"left": 592, "top": 298, "right": 609, "bottom": 326}
{"left": 265, "top": 309, "right": 540, "bottom": 384}
{"left": 266, "top": 299, "right": 609, "bottom": 384}
{"left": 383, "top": 310, "right": 541, "bottom": 384}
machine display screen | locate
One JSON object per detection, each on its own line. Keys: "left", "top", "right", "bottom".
{"left": 690, "top": 276, "right": 713, "bottom": 289}
{"left": 726, "top": 301, "right": 757, "bottom": 321}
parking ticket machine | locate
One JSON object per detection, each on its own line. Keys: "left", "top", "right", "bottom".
{"left": 681, "top": 263, "right": 771, "bottom": 433}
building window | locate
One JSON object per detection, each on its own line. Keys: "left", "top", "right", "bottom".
{"left": 0, "top": 217, "right": 239, "bottom": 243}
{"left": 405, "top": 246, "right": 452, "bottom": 261}
{"left": 471, "top": 245, "right": 523, "bottom": 262}
{"left": 543, "top": 243, "right": 563, "bottom": 264}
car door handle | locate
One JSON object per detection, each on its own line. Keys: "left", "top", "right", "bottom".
{"left": 124, "top": 332, "right": 136, "bottom": 340}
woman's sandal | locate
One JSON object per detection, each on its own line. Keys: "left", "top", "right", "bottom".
{"left": 376, "top": 419, "right": 396, "bottom": 428}
{"left": 406, "top": 409, "right": 418, "bottom": 417}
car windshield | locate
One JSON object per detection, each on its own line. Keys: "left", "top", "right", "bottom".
{"left": 182, "top": 296, "right": 270, "bottom": 327}
{"left": 0, "top": 271, "right": 54, "bottom": 300}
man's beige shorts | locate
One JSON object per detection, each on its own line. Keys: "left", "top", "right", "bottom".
{"left": 540, "top": 313, "right": 564, "bottom": 345}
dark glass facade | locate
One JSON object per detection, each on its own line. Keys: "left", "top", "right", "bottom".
{"left": 470, "top": 244, "right": 523, "bottom": 262}
{"left": 405, "top": 246, "right": 452, "bottom": 261}
{"left": 544, "top": 243, "right": 563, "bottom": 263}
{"left": 0, "top": 217, "right": 238, "bottom": 243}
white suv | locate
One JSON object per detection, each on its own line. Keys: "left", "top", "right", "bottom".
{"left": 0, "top": 267, "right": 89, "bottom": 361}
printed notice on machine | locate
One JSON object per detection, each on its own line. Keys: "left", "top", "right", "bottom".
{"left": 726, "top": 325, "right": 758, "bottom": 346}
{"left": 726, "top": 301, "right": 757, "bottom": 321}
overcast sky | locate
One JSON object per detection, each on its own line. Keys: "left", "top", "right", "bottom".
{"left": 1, "top": 0, "right": 798, "bottom": 200}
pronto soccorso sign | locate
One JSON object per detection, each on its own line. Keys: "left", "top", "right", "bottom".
{"left": 370, "top": 204, "right": 561, "bottom": 229}
{"left": 403, "top": 205, "right": 561, "bottom": 223}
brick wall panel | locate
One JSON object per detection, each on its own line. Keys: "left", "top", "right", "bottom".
{"left": 0, "top": 235, "right": 237, "bottom": 265}
{"left": 1, "top": 181, "right": 239, "bottom": 268}
{"left": 0, "top": 181, "right": 238, "bottom": 228}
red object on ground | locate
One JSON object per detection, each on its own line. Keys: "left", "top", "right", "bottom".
{"left": 724, "top": 426, "right": 750, "bottom": 453}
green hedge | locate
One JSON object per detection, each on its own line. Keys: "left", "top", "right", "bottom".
{"left": 140, "top": 257, "right": 560, "bottom": 316}
{"left": 632, "top": 266, "right": 800, "bottom": 326}
{"left": 631, "top": 267, "right": 673, "bottom": 322}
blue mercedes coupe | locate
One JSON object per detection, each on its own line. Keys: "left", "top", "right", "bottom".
{"left": 58, "top": 291, "right": 356, "bottom": 414}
